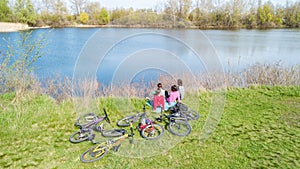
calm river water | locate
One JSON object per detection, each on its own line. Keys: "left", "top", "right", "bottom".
{"left": 0, "top": 28, "right": 299, "bottom": 84}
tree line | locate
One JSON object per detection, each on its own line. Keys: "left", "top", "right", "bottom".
{"left": 1, "top": 0, "right": 300, "bottom": 29}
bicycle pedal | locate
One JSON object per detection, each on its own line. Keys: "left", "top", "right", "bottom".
{"left": 113, "top": 144, "right": 121, "bottom": 152}
{"left": 88, "top": 134, "right": 95, "bottom": 141}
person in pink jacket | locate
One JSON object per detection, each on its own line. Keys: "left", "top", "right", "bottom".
{"left": 167, "top": 85, "right": 181, "bottom": 106}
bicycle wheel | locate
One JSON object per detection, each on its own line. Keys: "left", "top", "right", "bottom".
{"left": 102, "top": 129, "right": 126, "bottom": 137}
{"left": 168, "top": 120, "right": 191, "bottom": 136}
{"left": 117, "top": 115, "right": 138, "bottom": 127}
{"left": 80, "top": 144, "right": 108, "bottom": 163}
{"left": 141, "top": 124, "right": 164, "bottom": 140}
{"left": 69, "top": 131, "right": 90, "bottom": 143}
{"left": 182, "top": 109, "right": 200, "bottom": 120}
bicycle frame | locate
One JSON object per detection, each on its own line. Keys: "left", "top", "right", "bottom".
{"left": 132, "top": 112, "right": 147, "bottom": 123}
{"left": 159, "top": 113, "right": 188, "bottom": 122}
{"left": 133, "top": 106, "right": 163, "bottom": 135}
{"left": 129, "top": 111, "right": 156, "bottom": 132}
{"left": 93, "top": 133, "right": 130, "bottom": 155}
{"left": 116, "top": 105, "right": 164, "bottom": 140}
{"left": 80, "top": 122, "right": 135, "bottom": 162}
{"left": 138, "top": 116, "right": 156, "bottom": 131}
{"left": 75, "top": 116, "right": 105, "bottom": 129}
{"left": 75, "top": 108, "right": 111, "bottom": 130}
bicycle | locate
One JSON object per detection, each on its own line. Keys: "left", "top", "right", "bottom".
{"left": 156, "top": 113, "right": 192, "bottom": 137}
{"left": 80, "top": 121, "right": 135, "bottom": 163}
{"left": 69, "top": 108, "right": 126, "bottom": 143}
{"left": 180, "top": 109, "right": 200, "bottom": 121}
{"left": 168, "top": 102, "right": 200, "bottom": 121}
{"left": 117, "top": 105, "right": 164, "bottom": 140}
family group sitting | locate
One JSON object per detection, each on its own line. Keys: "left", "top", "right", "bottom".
{"left": 146, "top": 79, "right": 185, "bottom": 112}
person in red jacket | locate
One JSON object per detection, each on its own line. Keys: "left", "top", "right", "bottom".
{"left": 146, "top": 83, "right": 168, "bottom": 109}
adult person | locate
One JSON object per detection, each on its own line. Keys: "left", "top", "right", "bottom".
{"left": 177, "top": 79, "right": 185, "bottom": 100}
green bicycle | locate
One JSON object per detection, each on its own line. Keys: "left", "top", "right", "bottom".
{"left": 80, "top": 121, "right": 134, "bottom": 163}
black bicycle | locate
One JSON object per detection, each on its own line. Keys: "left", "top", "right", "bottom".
{"left": 69, "top": 108, "right": 126, "bottom": 143}
{"left": 156, "top": 113, "right": 192, "bottom": 136}
{"left": 169, "top": 102, "right": 200, "bottom": 121}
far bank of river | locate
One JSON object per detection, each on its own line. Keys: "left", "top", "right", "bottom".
{"left": 0, "top": 22, "right": 294, "bottom": 33}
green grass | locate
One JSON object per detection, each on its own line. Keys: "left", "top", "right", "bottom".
{"left": 0, "top": 86, "right": 299, "bottom": 169}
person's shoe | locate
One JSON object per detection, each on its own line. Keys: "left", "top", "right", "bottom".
{"left": 145, "top": 102, "right": 152, "bottom": 107}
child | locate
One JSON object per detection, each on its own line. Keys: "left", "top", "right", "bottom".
{"left": 153, "top": 83, "right": 165, "bottom": 97}
{"left": 146, "top": 83, "right": 165, "bottom": 105}
{"left": 167, "top": 85, "right": 181, "bottom": 106}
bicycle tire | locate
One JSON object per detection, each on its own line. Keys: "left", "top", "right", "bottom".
{"left": 117, "top": 115, "right": 139, "bottom": 127}
{"left": 182, "top": 109, "right": 200, "bottom": 120}
{"left": 141, "top": 124, "right": 165, "bottom": 140}
{"left": 168, "top": 120, "right": 191, "bottom": 136}
{"left": 102, "top": 129, "right": 126, "bottom": 137}
{"left": 80, "top": 144, "right": 108, "bottom": 163}
{"left": 69, "top": 131, "right": 90, "bottom": 143}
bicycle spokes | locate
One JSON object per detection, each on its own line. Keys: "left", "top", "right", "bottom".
{"left": 169, "top": 120, "right": 191, "bottom": 136}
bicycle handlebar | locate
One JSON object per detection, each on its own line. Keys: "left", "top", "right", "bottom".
{"left": 128, "top": 121, "right": 135, "bottom": 144}
{"left": 74, "top": 121, "right": 83, "bottom": 129}
{"left": 128, "top": 121, "right": 134, "bottom": 137}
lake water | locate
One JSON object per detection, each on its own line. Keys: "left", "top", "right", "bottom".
{"left": 0, "top": 28, "right": 299, "bottom": 84}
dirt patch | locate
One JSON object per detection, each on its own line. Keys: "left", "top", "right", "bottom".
{"left": 0, "top": 22, "right": 32, "bottom": 32}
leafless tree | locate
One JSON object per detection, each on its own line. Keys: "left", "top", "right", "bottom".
{"left": 69, "top": 0, "right": 87, "bottom": 15}
{"left": 37, "top": 0, "right": 53, "bottom": 14}
{"left": 165, "top": 0, "right": 191, "bottom": 19}
{"left": 84, "top": 1, "right": 100, "bottom": 15}
{"left": 53, "top": 0, "right": 67, "bottom": 16}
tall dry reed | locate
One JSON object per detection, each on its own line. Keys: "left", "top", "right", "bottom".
{"left": 2, "top": 62, "right": 299, "bottom": 103}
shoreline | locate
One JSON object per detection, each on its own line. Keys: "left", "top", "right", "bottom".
{"left": 0, "top": 22, "right": 294, "bottom": 32}
{"left": 0, "top": 22, "right": 30, "bottom": 32}
{"left": 0, "top": 22, "right": 51, "bottom": 32}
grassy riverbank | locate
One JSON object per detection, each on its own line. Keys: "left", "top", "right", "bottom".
{"left": 0, "top": 86, "right": 299, "bottom": 169}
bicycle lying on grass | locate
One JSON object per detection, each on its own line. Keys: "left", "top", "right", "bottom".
{"left": 117, "top": 105, "right": 164, "bottom": 140}
{"left": 155, "top": 113, "right": 192, "bottom": 136}
{"left": 168, "top": 102, "right": 200, "bottom": 121}
{"left": 80, "top": 121, "right": 135, "bottom": 163}
{"left": 154, "top": 103, "right": 200, "bottom": 136}
{"left": 69, "top": 108, "right": 126, "bottom": 143}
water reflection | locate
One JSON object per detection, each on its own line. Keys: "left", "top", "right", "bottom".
{"left": 0, "top": 28, "right": 299, "bottom": 82}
